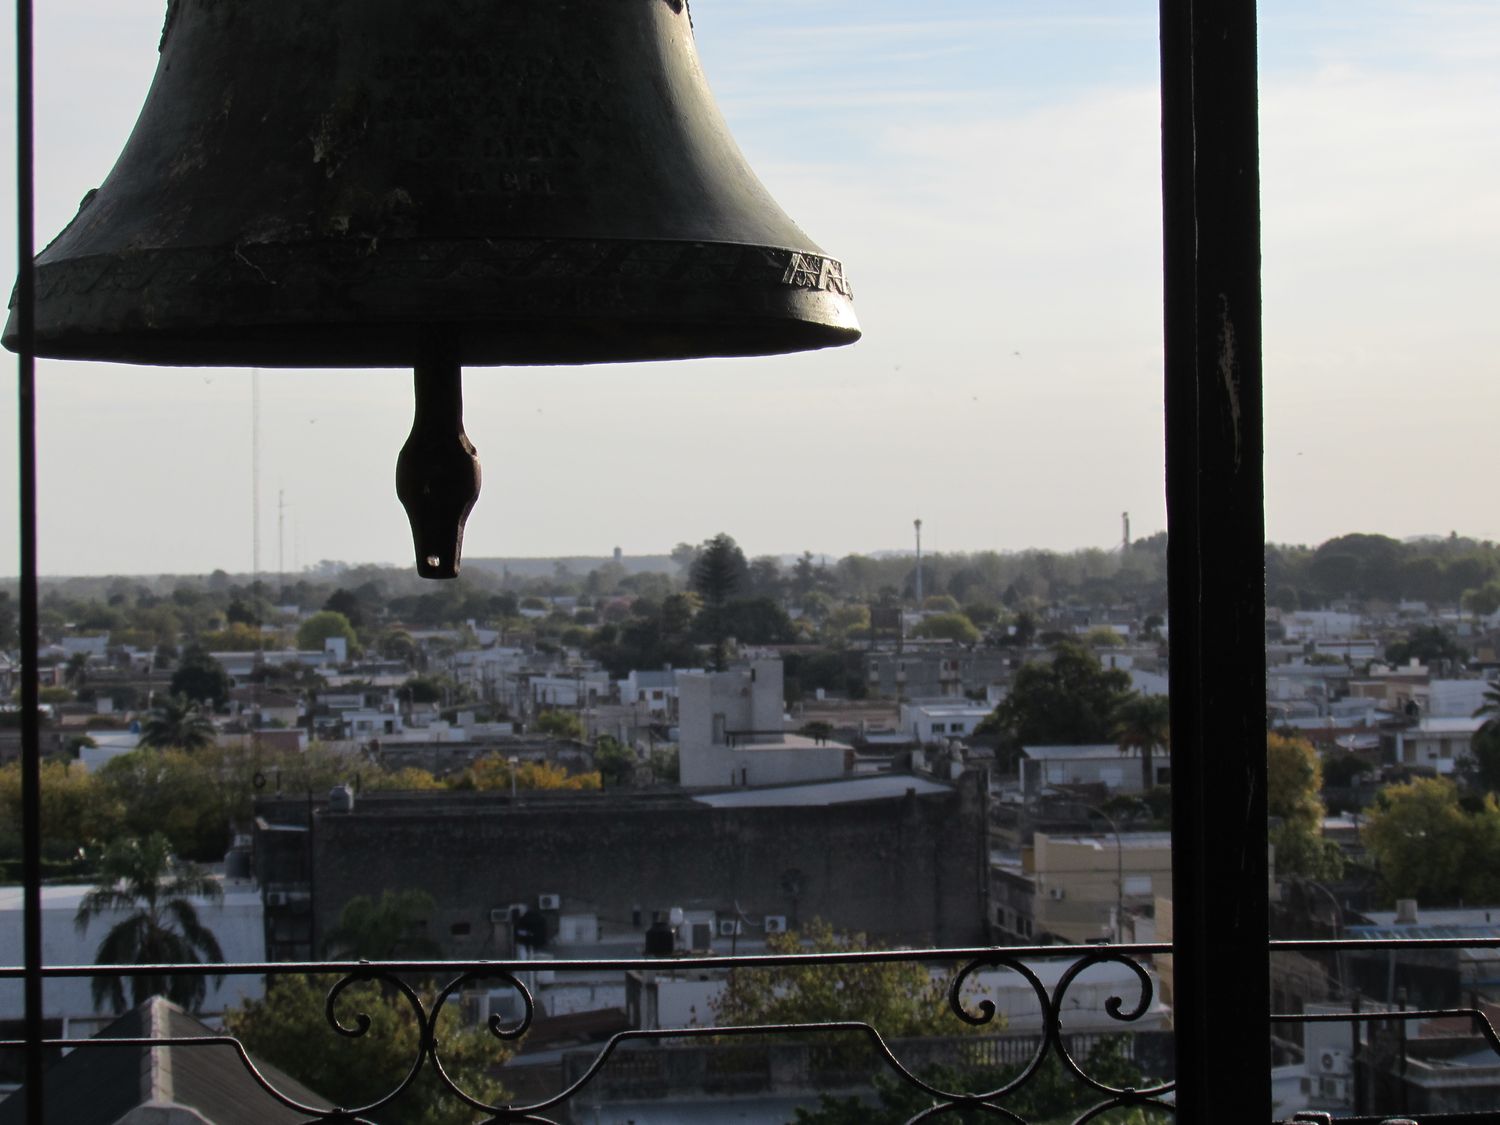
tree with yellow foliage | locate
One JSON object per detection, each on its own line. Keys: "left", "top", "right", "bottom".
{"left": 460, "top": 755, "right": 600, "bottom": 792}
{"left": 1266, "top": 733, "right": 1343, "bottom": 880}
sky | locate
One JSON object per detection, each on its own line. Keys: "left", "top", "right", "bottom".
{"left": 0, "top": 0, "right": 1497, "bottom": 577}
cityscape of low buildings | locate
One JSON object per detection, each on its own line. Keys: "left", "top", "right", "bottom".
{"left": 8, "top": 543, "right": 1500, "bottom": 1119}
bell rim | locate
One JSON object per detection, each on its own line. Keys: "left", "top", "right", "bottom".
{"left": 7, "top": 234, "right": 859, "bottom": 368}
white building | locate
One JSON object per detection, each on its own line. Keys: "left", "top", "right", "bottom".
{"left": 1281, "top": 612, "right": 1363, "bottom": 641}
{"left": 899, "top": 698, "right": 991, "bottom": 743}
{"left": 1020, "top": 744, "right": 1162, "bottom": 795}
{"left": 677, "top": 660, "right": 849, "bottom": 788}
{"left": 1392, "top": 716, "right": 1486, "bottom": 775}
{"left": 619, "top": 668, "right": 696, "bottom": 719}
{"left": 1421, "top": 679, "right": 1491, "bottom": 718}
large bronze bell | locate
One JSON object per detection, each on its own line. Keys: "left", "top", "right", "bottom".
{"left": 5, "top": 0, "right": 858, "bottom": 577}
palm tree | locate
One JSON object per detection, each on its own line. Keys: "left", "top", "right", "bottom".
{"left": 138, "top": 693, "right": 217, "bottom": 751}
{"left": 74, "top": 834, "right": 225, "bottom": 1013}
{"left": 64, "top": 651, "right": 91, "bottom": 691}
{"left": 1473, "top": 680, "right": 1500, "bottom": 729}
{"left": 1112, "top": 693, "right": 1171, "bottom": 792}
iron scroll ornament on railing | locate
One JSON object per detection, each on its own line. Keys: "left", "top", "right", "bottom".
{"left": 0, "top": 943, "right": 1177, "bottom": 1124}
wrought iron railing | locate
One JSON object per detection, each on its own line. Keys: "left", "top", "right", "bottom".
{"left": 10, "top": 937, "right": 1500, "bottom": 1122}
{"left": 4, "top": 942, "right": 1177, "bottom": 1123}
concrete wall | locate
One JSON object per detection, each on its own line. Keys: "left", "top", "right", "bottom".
{"left": 301, "top": 775, "right": 991, "bottom": 955}
{"left": 681, "top": 739, "right": 849, "bottom": 789}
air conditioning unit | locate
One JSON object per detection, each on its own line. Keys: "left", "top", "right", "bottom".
{"left": 488, "top": 908, "right": 509, "bottom": 924}
{"left": 537, "top": 893, "right": 561, "bottom": 911}
{"left": 718, "top": 919, "right": 742, "bottom": 937}
{"left": 764, "top": 915, "right": 788, "bottom": 934}
{"left": 265, "top": 891, "right": 288, "bottom": 907}
{"left": 1048, "top": 887, "right": 1066, "bottom": 901}
{"left": 1319, "top": 1049, "right": 1348, "bottom": 1075}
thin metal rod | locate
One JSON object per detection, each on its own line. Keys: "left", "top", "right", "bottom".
{"left": 14, "top": 0, "right": 42, "bottom": 1114}
{"left": 1161, "top": 0, "right": 1267, "bottom": 1121}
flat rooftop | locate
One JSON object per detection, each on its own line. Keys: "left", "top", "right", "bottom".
{"left": 694, "top": 775, "right": 952, "bottom": 809}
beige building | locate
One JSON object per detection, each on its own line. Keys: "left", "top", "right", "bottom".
{"left": 1029, "top": 831, "right": 1173, "bottom": 944}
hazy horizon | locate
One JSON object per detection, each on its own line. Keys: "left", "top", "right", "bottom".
{"left": 5, "top": 525, "right": 1491, "bottom": 583}
{"left": 2, "top": 1, "right": 1496, "bottom": 575}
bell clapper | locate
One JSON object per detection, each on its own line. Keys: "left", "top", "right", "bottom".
{"left": 395, "top": 339, "right": 482, "bottom": 580}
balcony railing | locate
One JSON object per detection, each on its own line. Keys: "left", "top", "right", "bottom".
{"left": 7, "top": 937, "right": 1500, "bottom": 1123}
{"left": 3, "top": 942, "right": 1176, "bottom": 1123}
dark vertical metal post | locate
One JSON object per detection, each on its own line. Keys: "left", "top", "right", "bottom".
{"left": 14, "top": 0, "right": 43, "bottom": 1117}
{"left": 1160, "top": 0, "right": 1267, "bottom": 1121}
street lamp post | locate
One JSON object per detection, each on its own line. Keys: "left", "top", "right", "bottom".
{"left": 508, "top": 755, "right": 519, "bottom": 804}
{"left": 1086, "top": 805, "right": 1124, "bottom": 943}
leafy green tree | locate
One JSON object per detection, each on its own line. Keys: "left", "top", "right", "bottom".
{"left": 1266, "top": 733, "right": 1343, "bottom": 880}
{"left": 400, "top": 675, "right": 448, "bottom": 705}
{"left": 1363, "top": 777, "right": 1500, "bottom": 904}
{"left": 138, "top": 694, "right": 217, "bottom": 752}
{"left": 1084, "top": 625, "right": 1126, "bottom": 647}
{"left": 198, "top": 622, "right": 268, "bottom": 651}
{"left": 1385, "top": 624, "right": 1466, "bottom": 669}
{"left": 910, "top": 612, "right": 980, "bottom": 644}
{"left": 1464, "top": 580, "right": 1500, "bottom": 618}
{"left": 792, "top": 551, "right": 826, "bottom": 603}
{"left": 169, "top": 645, "right": 230, "bottom": 709}
{"left": 0, "top": 758, "right": 123, "bottom": 863}
{"left": 324, "top": 889, "right": 443, "bottom": 960}
{"left": 746, "top": 555, "right": 785, "bottom": 600}
{"left": 691, "top": 533, "right": 748, "bottom": 606}
{"left": 380, "top": 628, "right": 419, "bottom": 664}
{"left": 712, "top": 920, "right": 966, "bottom": 1039}
{"left": 74, "top": 834, "right": 224, "bottom": 1013}
{"left": 824, "top": 604, "right": 871, "bottom": 642}
{"left": 224, "top": 598, "right": 258, "bottom": 626}
{"left": 980, "top": 641, "right": 1131, "bottom": 748}
{"left": 225, "top": 974, "right": 508, "bottom": 1125}
{"left": 713, "top": 596, "right": 796, "bottom": 645}
{"left": 297, "top": 610, "right": 358, "bottom": 654}
{"left": 1459, "top": 725, "right": 1500, "bottom": 793}
{"left": 691, "top": 533, "right": 749, "bottom": 670}
{"left": 323, "top": 587, "right": 368, "bottom": 630}
{"left": 95, "top": 748, "right": 232, "bottom": 861}
{"left": 1113, "top": 693, "right": 1170, "bottom": 792}
{"left": 594, "top": 736, "right": 636, "bottom": 787}
{"left": 534, "top": 709, "right": 584, "bottom": 740}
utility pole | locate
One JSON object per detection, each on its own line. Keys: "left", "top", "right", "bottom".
{"left": 913, "top": 518, "right": 923, "bottom": 606}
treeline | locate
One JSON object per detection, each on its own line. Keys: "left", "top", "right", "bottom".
{"left": 1267, "top": 532, "right": 1500, "bottom": 611}
{"left": 0, "top": 743, "right": 612, "bottom": 874}
{"left": 10, "top": 531, "right": 1500, "bottom": 656}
